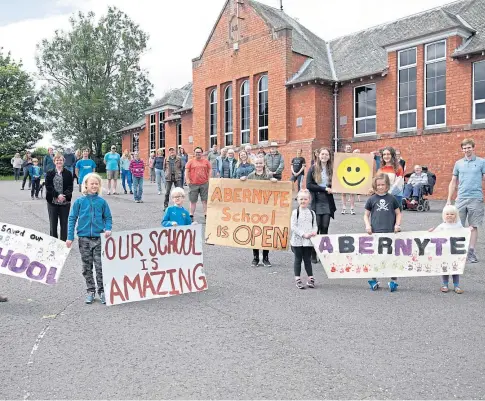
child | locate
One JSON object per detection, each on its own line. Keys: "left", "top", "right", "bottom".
{"left": 291, "top": 189, "right": 318, "bottom": 289}
{"left": 162, "top": 187, "right": 197, "bottom": 227}
{"left": 66, "top": 173, "right": 112, "bottom": 304}
{"left": 364, "top": 173, "right": 402, "bottom": 292}
{"left": 130, "top": 151, "right": 145, "bottom": 203}
{"left": 245, "top": 156, "right": 278, "bottom": 267}
{"left": 430, "top": 205, "right": 466, "bottom": 294}
{"left": 29, "top": 158, "right": 43, "bottom": 199}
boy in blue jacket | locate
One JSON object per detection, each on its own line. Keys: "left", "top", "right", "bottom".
{"left": 66, "top": 173, "right": 113, "bottom": 304}
{"left": 29, "top": 158, "right": 43, "bottom": 199}
{"left": 162, "top": 187, "right": 197, "bottom": 227}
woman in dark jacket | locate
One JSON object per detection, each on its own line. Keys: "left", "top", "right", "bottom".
{"left": 45, "top": 153, "right": 73, "bottom": 241}
{"left": 306, "top": 147, "right": 337, "bottom": 263}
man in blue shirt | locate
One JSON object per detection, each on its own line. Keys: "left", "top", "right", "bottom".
{"left": 447, "top": 138, "right": 485, "bottom": 263}
{"left": 104, "top": 145, "right": 121, "bottom": 195}
{"left": 43, "top": 147, "right": 55, "bottom": 175}
{"left": 75, "top": 149, "right": 96, "bottom": 192}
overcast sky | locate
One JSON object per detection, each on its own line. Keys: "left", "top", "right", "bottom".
{"left": 0, "top": 0, "right": 453, "bottom": 147}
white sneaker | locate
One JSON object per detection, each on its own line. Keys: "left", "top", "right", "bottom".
{"left": 341, "top": 208, "right": 346, "bottom": 215}
{"left": 158, "top": 191, "right": 161, "bottom": 195}
{"left": 350, "top": 209, "right": 355, "bottom": 215}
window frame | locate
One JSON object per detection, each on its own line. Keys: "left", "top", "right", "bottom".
{"left": 224, "top": 84, "right": 233, "bottom": 146}
{"left": 397, "top": 47, "right": 417, "bottom": 132}
{"left": 424, "top": 39, "right": 447, "bottom": 129}
{"left": 176, "top": 121, "right": 182, "bottom": 149}
{"left": 209, "top": 88, "right": 217, "bottom": 148}
{"left": 257, "top": 75, "right": 268, "bottom": 143}
{"left": 159, "top": 111, "right": 165, "bottom": 152}
{"left": 240, "top": 80, "right": 250, "bottom": 145}
{"left": 132, "top": 132, "right": 140, "bottom": 152}
{"left": 149, "top": 113, "right": 156, "bottom": 152}
{"left": 353, "top": 83, "right": 377, "bottom": 136}
{"left": 473, "top": 60, "right": 485, "bottom": 123}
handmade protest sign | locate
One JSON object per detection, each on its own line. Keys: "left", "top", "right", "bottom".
{"left": 101, "top": 225, "right": 207, "bottom": 306}
{"left": 332, "top": 152, "right": 374, "bottom": 195}
{"left": 311, "top": 229, "right": 471, "bottom": 278}
{"left": 0, "top": 222, "right": 70, "bottom": 285}
{"left": 205, "top": 178, "right": 292, "bottom": 250}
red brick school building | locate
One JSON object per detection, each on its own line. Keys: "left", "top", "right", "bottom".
{"left": 120, "top": 0, "right": 485, "bottom": 198}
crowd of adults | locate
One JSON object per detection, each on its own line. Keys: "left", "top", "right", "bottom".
{"left": 1, "top": 137, "right": 482, "bottom": 302}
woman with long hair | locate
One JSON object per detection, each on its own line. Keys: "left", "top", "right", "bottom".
{"left": 120, "top": 149, "right": 133, "bottom": 194}
{"left": 21, "top": 151, "right": 33, "bottom": 190}
{"left": 306, "top": 147, "right": 337, "bottom": 263}
{"left": 377, "top": 146, "right": 404, "bottom": 208}
{"left": 179, "top": 147, "right": 189, "bottom": 186}
{"left": 235, "top": 150, "right": 255, "bottom": 179}
{"left": 154, "top": 148, "right": 166, "bottom": 195}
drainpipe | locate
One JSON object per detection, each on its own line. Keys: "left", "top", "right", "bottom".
{"left": 333, "top": 82, "right": 339, "bottom": 152}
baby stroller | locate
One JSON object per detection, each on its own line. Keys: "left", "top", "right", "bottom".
{"left": 402, "top": 166, "right": 436, "bottom": 212}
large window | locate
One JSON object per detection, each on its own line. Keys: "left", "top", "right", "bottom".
{"left": 224, "top": 85, "right": 233, "bottom": 146}
{"left": 176, "top": 121, "right": 182, "bottom": 149}
{"left": 149, "top": 113, "right": 156, "bottom": 151}
{"left": 132, "top": 132, "right": 139, "bottom": 152}
{"left": 398, "top": 48, "right": 417, "bottom": 131}
{"left": 258, "top": 75, "right": 268, "bottom": 142}
{"left": 209, "top": 89, "right": 217, "bottom": 147}
{"left": 425, "top": 40, "right": 446, "bottom": 128}
{"left": 473, "top": 61, "right": 485, "bottom": 122}
{"left": 354, "top": 84, "right": 376, "bottom": 135}
{"left": 240, "top": 80, "right": 250, "bottom": 145}
{"left": 159, "top": 111, "right": 165, "bottom": 151}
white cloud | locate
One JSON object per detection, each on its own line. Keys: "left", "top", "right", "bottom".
{"left": 0, "top": 0, "right": 453, "bottom": 148}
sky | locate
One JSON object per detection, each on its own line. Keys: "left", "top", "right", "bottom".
{"left": 0, "top": 0, "right": 454, "bottom": 147}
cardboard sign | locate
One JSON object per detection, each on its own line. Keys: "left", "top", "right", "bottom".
{"left": 331, "top": 152, "right": 374, "bottom": 195}
{"left": 0, "top": 222, "right": 70, "bottom": 285}
{"left": 205, "top": 178, "right": 292, "bottom": 250}
{"left": 101, "top": 225, "right": 207, "bottom": 306}
{"left": 311, "top": 229, "right": 471, "bottom": 278}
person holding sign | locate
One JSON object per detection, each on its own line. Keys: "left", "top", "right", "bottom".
{"left": 67, "top": 173, "right": 113, "bottom": 304}
{"left": 306, "top": 148, "right": 337, "bottom": 263}
{"left": 377, "top": 147, "right": 404, "bottom": 208}
{"left": 430, "top": 205, "right": 466, "bottom": 294}
{"left": 162, "top": 187, "right": 197, "bottom": 227}
{"left": 291, "top": 189, "right": 318, "bottom": 289}
{"left": 246, "top": 156, "right": 278, "bottom": 267}
{"left": 364, "top": 173, "right": 402, "bottom": 292}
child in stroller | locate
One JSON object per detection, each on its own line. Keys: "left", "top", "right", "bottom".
{"left": 402, "top": 165, "right": 436, "bottom": 212}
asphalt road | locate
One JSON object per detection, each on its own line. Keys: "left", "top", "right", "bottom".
{"left": 1, "top": 180, "right": 484, "bottom": 400}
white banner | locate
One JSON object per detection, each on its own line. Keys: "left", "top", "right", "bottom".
{"left": 311, "top": 229, "right": 471, "bottom": 278}
{"left": 101, "top": 225, "right": 207, "bottom": 306}
{"left": 0, "top": 222, "right": 70, "bottom": 285}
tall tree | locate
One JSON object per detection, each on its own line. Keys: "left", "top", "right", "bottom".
{"left": 36, "top": 7, "right": 153, "bottom": 161}
{"left": 0, "top": 50, "right": 43, "bottom": 155}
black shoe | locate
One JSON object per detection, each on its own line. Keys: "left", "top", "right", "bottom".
{"left": 262, "top": 258, "right": 272, "bottom": 267}
{"left": 124, "top": 190, "right": 127, "bottom": 194}
{"left": 20, "top": 188, "right": 24, "bottom": 190}
{"left": 130, "top": 190, "right": 133, "bottom": 194}
{"left": 251, "top": 258, "right": 259, "bottom": 267}
{"left": 190, "top": 215, "right": 194, "bottom": 222}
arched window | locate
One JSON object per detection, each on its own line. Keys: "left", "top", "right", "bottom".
{"left": 240, "top": 80, "right": 250, "bottom": 144}
{"left": 224, "top": 85, "right": 233, "bottom": 146}
{"left": 258, "top": 75, "right": 268, "bottom": 142}
{"left": 209, "top": 89, "right": 217, "bottom": 147}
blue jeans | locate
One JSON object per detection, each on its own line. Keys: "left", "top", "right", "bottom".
{"left": 121, "top": 169, "right": 132, "bottom": 192}
{"left": 394, "top": 195, "right": 403, "bottom": 210}
{"left": 181, "top": 166, "right": 186, "bottom": 186}
{"left": 403, "top": 183, "right": 423, "bottom": 198}
{"left": 155, "top": 168, "right": 166, "bottom": 192}
{"left": 133, "top": 176, "right": 144, "bottom": 201}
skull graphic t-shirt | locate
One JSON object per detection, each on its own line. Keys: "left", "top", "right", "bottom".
{"left": 365, "top": 193, "right": 400, "bottom": 233}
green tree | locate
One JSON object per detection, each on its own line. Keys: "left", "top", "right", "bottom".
{"left": 32, "top": 146, "right": 48, "bottom": 156}
{"left": 0, "top": 50, "right": 44, "bottom": 156}
{"left": 36, "top": 7, "right": 153, "bottom": 162}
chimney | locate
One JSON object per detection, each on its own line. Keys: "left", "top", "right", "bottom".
{"left": 280, "top": 0, "right": 283, "bottom": 11}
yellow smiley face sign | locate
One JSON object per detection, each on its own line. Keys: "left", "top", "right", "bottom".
{"left": 332, "top": 153, "right": 374, "bottom": 195}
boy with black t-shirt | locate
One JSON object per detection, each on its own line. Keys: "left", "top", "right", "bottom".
{"left": 291, "top": 149, "right": 306, "bottom": 192}
{"left": 364, "top": 173, "right": 402, "bottom": 292}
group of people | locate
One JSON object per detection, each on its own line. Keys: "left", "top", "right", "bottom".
{"left": 1, "top": 137, "right": 482, "bottom": 304}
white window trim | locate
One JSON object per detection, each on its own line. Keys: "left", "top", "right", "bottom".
{"left": 159, "top": 111, "right": 165, "bottom": 150}
{"left": 473, "top": 60, "right": 485, "bottom": 123}
{"left": 224, "top": 85, "right": 233, "bottom": 146}
{"left": 240, "top": 80, "right": 250, "bottom": 145}
{"left": 209, "top": 89, "right": 217, "bottom": 147}
{"left": 424, "top": 40, "right": 447, "bottom": 129}
{"left": 149, "top": 113, "right": 156, "bottom": 152}
{"left": 397, "top": 47, "right": 417, "bottom": 132}
{"left": 353, "top": 83, "right": 377, "bottom": 136}
{"left": 257, "top": 75, "right": 268, "bottom": 143}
